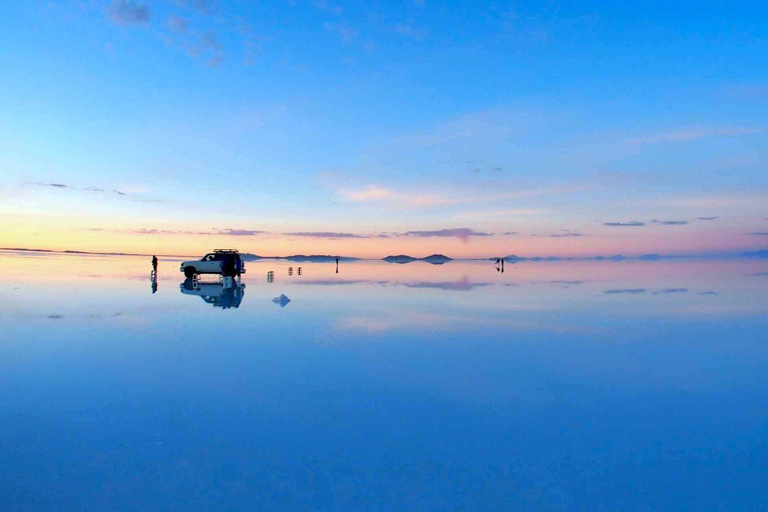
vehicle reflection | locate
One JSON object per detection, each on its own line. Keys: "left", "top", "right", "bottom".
{"left": 180, "top": 276, "right": 245, "bottom": 309}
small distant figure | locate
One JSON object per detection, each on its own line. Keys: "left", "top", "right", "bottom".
{"left": 267, "top": 270, "right": 274, "bottom": 283}
{"left": 288, "top": 266, "right": 294, "bottom": 276}
{"left": 152, "top": 255, "right": 158, "bottom": 271}
{"left": 501, "top": 259, "right": 504, "bottom": 273}
{"left": 297, "top": 267, "right": 302, "bottom": 276}
{"left": 335, "top": 258, "right": 339, "bottom": 274}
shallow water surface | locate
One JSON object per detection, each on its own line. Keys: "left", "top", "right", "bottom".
{"left": 2, "top": 250, "right": 768, "bottom": 511}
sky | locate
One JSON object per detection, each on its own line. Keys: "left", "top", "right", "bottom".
{"left": 1, "top": 0, "right": 767, "bottom": 258}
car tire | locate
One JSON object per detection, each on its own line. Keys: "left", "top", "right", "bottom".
{"left": 184, "top": 267, "right": 197, "bottom": 278}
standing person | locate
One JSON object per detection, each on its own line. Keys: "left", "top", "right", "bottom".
{"left": 335, "top": 257, "right": 339, "bottom": 274}
{"left": 152, "top": 255, "right": 158, "bottom": 271}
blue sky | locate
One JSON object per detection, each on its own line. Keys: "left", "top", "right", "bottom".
{"left": 1, "top": 0, "right": 767, "bottom": 257}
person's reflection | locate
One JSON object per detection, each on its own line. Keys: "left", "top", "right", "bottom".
{"left": 151, "top": 269, "right": 158, "bottom": 294}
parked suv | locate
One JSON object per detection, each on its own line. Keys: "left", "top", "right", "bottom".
{"left": 179, "top": 249, "right": 246, "bottom": 278}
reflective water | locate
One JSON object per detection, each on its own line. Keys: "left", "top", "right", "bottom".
{"left": 2, "top": 250, "right": 768, "bottom": 511}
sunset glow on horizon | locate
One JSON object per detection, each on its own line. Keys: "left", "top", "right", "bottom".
{"left": 1, "top": 1, "right": 767, "bottom": 258}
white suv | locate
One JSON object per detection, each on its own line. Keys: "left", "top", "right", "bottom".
{"left": 179, "top": 249, "right": 246, "bottom": 278}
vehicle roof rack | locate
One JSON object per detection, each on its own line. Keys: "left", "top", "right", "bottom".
{"left": 213, "top": 249, "right": 239, "bottom": 254}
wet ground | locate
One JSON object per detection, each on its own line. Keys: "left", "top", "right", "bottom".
{"left": 2, "top": 250, "right": 768, "bottom": 511}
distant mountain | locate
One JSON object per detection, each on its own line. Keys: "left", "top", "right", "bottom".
{"left": 383, "top": 255, "right": 418, "bottom": 264}
{"left": 594, "top": 255, "right": 626, "bottom": 261}
{"left": 0, "top": 247, "right": 55, "bottom": 253}
{"left": 421, "top": 254, "right": 453, "bottom": 264}
{"left": 639, "top": 254, "right": 662, "bottom": 261}
{"left": 383, "top": 254, "right": 453, "bottom": 264}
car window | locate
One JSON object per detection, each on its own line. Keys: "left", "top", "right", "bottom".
{"left": 203, "top": 254, "right": 214, "bottom": 261}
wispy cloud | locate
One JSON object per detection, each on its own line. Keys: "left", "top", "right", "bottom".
{"left": 652, "top": 220, "right": 688, "bottom": 226}
{"left": 338, "top": 186, "right": 394, "bottom": 201}
{"left": 34, "top": 182, "right": 69, "bottom": 189}
{"left": 128, "top": 227, "right": 264, "bottom": 236}
{"left": 402, "top": 228, "right": 492, "bottom": 243}
{"left": 324, "top": 22, "right": 360, "bottom": 44}
{"left": 175, "top": 0, "right": 216, "bottom": 14}
{"left": 186, "top": 32, "right": 226, "bottom": 66}
{"left": 334, "top": 183, "right": 576, "bottom": 209}
{"left": 393, "top": 22, "right": 427, "bottom": 41}
{"left": 652, "top": 288, "right": 689, "bottom": 295}
{"left": 31, "top": 182, "right": 129, "bottom": 197}
{"left": 746, "top": 232, "right": 768, "bottom": 236}
{"left": 650, "top": 194, "right": 768, "bottom": 209}
{"left": 543, "top": 231, "right": 584, "bottom": 238}
{"left": 27, "top": 182, "right": 171, "bottom": 205}
{"left": 625, "top": 126, "right": 761, "bottom": 147}
{"left": 697, "top": 216, "right": 719, "bottom": 221}
{"left": 284, "top": 231, "right": 369, "bottom": 239}
{"left": 108, "top": 0, "right": 150, "bottom": 26}
{"left": 217, "top": 229, "right": 265, "bottom": 236}
{"left": 604, "top": 288, "right": 646, "bottom": 294}
{"left": 604, "top": 221, "right": 645, "bottom": 227}
{"left": 530, "top": 229, "right": 584, "bottom": 238}
{"left": 454, "top": 209, "right": 540, "bottom": 219}
{"left": 167, "top": 15, "right": 188, "bottom": 32}
{"left": 131, "top": 228, "right": 176, "bottom": 235}
{"left": 313, "top": 0, "right": 343, "bottom": 15}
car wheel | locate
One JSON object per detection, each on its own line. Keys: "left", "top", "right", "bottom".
{"left": 184, "top": 267, "right": 197, "bottom": 278}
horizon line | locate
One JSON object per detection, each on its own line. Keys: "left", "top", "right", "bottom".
{"left": 2, "top": 246, "right": 766, "bottom": 262}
